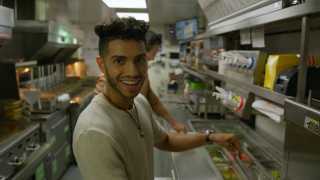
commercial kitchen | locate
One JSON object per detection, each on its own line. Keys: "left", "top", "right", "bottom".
{"left": 0, "top": 0, "right": 319, "bottom": 180}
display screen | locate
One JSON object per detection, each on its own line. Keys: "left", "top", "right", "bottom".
{"left": 175, "top": 18, "right": 198, "bottom": 40}
{"left": 169, "top": 52, "right": 180, "bottom": 59}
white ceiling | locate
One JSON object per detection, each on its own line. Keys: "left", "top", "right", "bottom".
{"left": 147, "top": 0, "right": 201, "bottom": 26}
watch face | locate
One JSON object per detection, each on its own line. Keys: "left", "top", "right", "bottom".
{"left": 205, "top": 129, "right": 214, "bottom": 144}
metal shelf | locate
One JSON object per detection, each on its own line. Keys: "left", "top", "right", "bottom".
{"left": 203, "top": 69, "right": 287, "bottom": 105}
{"left": 181, "top": 64, "right": 207, "bottom": 81}
{"left": 206, "top": 0, "right": 320, "bottom": 36}
{"left": 181, "top": 65, "right": 287, "bottom": 106}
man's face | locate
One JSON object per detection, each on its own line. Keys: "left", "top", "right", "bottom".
{"left": 99, "top": 39, "right": 147, "bottom": 99}
{"left": 146, "top": 45, "right": 160, "bottom": 61}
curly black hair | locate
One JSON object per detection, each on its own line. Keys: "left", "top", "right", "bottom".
{"left": 95, "top": 18, "right": 149, "bottom": 57}
{"left": 145, "top": 31, "right": 162, "bottom": 51}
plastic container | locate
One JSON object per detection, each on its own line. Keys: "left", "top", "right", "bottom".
{"left": 216, "top": 163, "right": 242, "bottom": 180}
{"left": 188, "top": 81, "right": 207, "bottom": 90}
{"left": 206, "top": 145, "right": 229, "bottom": 164}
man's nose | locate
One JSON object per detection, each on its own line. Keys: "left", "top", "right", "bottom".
{"left": 126, "top": 61, "right": 140, "bottom": 76}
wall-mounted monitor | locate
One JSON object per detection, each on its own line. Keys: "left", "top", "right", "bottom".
{"left": 175, "top": 18, "right": 198, "bottom": 41}
{"left": 169, "top": 52, "right": 180, "bottom": 59}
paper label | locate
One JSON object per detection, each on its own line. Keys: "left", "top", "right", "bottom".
{"left": 304, "top": 116, "right": 320, "bottom": 136}
{"left": 252, "top": 26, "right": 265, "bottom": 48}
{"left": 240, "top": 29, "right": 251, "bottom": 45}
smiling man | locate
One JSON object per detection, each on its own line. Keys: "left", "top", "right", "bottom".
{"left": 95, "top": 30, "right": 186, "bottom": 132}
{"left": 73, "top": 18, "right": 240, "bottom": 180}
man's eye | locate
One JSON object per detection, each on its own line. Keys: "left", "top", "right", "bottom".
{"left": 136, "top": 57, "right": 146, "bottom": 64}
{"left": 114, "top": 59, "right": 125, "bottom": 65}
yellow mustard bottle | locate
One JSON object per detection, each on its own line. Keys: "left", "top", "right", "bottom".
{"left": 264, "top": 54, "right": 299, "bottom": 90}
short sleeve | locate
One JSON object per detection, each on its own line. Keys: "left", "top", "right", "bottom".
{"left": 74, "top": 130, "right": 128, "bottom": 180}
{"left": 150, "top": 113, "right": 167, "bottom": 145}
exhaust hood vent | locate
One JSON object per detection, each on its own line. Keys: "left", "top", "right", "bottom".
{"left": 0, "top": 5, "right": 14, "bottom": 48}
{"left": 0, "top": 0, "right": 83, "bottom": 63}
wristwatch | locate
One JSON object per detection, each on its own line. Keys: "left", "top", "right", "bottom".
{"left": 204, "top": 129, "right": 215, "bottom": 144}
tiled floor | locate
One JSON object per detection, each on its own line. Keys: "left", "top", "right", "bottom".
{"left": 61, "top": 165, "right": 173, "bottom": 180}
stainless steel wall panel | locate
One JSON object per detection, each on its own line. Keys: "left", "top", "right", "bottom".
{"left": 0, "top": 5, "right": 14, "bottom": 28}
{"left": 284, "top": 99, "right": 320, "bottom": 179}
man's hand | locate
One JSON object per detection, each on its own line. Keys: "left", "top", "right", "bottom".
{"left": 95, "top": 74, "right": 105, "bottom": 94}
{"left": 171, "top": 121, "right": 187, "bottom": 133}
{"left": 209, "top": 133, "right": 240, "bottom": 152}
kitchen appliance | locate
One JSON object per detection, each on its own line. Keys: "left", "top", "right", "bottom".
{"left": 283, "top": 99, "right": 320, "bottom": 180}
{"left": 47, "top": 142, "right": 72, "bottom": 180}
{"left": 0, "top": 0, "right": 82, "bottom": 63}
{"left": 30, "top": 110, "right": 70, "bottom": 152}
{"left": 25, "top": 110, "right": 71, "bottom": 179}
{"left": 22, "top": 89, "right": 41, "bottom": 111}
{"left": 15, "top": 62, "right": 68, "bottom": 113}
{"left": 264, "top": 54, "right": 299, "bottom": 90}
{"left": 0, "top": 62, "right": 20, "bottom": 100}
{"left": 274, "top": 67, "right": 320, "bottom": 99}
{"left": 0, "top": 5, "right": 14, "bottom": 48}
{"left": 0, "top": 123, "right": 41, "bottom": 180}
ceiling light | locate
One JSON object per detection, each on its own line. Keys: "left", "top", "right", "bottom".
{"left": 103, "top": 0, "right": 147, "bottom": 9}
{"left": 116, "top": 12, "right": 149, "bottom": 22}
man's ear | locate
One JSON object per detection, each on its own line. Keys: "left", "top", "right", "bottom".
{"left": 145, "top": 52, "right": 151, "bottom": 61}
{"left": 96, "top": 56, "right": 105, "bottom": 73}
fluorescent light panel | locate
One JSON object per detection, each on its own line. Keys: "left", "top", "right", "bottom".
{"left": 103, "top": 0, "right": 147, "bottom": 9}
{"left": 116, "top": 12, "right": 149, "bottom": 22}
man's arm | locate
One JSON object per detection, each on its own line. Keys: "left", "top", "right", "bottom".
{"left": 155, "top": 132, "right": 240, "bottom": 152}
{"left": 145, "top": 96, "right": 240, "bottom": 153}
{"left": 141, "top": 77, "right": 186, "bottom": 132}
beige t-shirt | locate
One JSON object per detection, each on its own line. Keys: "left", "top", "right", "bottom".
{"left": 73, "top": 93, "right": 167, "bottom": 180}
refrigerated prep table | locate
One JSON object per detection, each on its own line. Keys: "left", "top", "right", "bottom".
{"left": 189, "top": 119, "right": 283, "bottom": 180}
{"left": 162, "top": 97, "right": 284, "bottom": 180}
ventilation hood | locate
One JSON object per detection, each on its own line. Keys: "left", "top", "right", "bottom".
{"left": 0, "top": 0, "right": 82, "bottom": 63}
{"left": 0, "top": 5, "right": 14, "bottom": 48}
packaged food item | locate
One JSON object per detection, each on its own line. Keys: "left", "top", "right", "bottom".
{"left": 212, "top": 87, "right": 245, "bottom": 112}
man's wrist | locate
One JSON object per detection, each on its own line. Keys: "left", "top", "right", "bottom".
{"left": 168, "top": 118, "right": 178, "bottom": 125}
{"left": 204, "top": 129, "right": 215, "bottom": 144}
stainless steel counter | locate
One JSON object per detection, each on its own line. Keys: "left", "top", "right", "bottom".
{"left": 172, "top": 147, "right": 223, "bottom": 180}
{"left": 160, "top": 98, "right": 224, "bottom": 180}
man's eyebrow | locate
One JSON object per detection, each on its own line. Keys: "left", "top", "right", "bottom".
{"left": 111, "top": 55, "right": 127, "bottom": 59}
{"left": 135, "top": 53, "right": 146, "bottom": 58}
